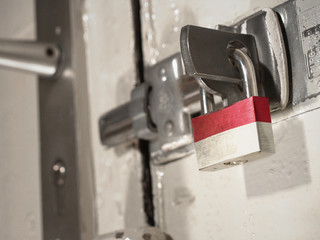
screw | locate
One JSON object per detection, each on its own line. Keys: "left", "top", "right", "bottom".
{"left": 159, "top": 68, "right": 167, "bottom": 81}
{"left": 164, "top": 120, "right": 174, "bottom": 136}
{"left": 55, "top": 26, "right": 62, "bottom": 35}
{"left": 52, "top": 160, "right": 66, "bottom": 186}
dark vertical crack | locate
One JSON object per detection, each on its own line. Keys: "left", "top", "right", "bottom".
{"left": 131, "top": 0, "right": 155, "bottom": 226}
{"left": 131, "top": 0, "right": 146, "bottom": 85}
{"left": 139, "top": 140, "right": 155, "bottom": 226}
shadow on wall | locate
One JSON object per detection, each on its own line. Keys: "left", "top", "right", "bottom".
{"left": 243, "top": 117, "right": 311, "bottom": 197}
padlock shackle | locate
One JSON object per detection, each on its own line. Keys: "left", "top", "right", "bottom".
{"left": 228, "top": 47, "right": 258, "bottom": 98}
{"left": 198, "top": 46, "right": 258, "bottom": 115}
{"left": 200, "top": 88, "right": 214, "bottom": 114}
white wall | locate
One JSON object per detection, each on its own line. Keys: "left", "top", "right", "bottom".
{"left": 0, "top": 0, "right": 42, "bottom": 239}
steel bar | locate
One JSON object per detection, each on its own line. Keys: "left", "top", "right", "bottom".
{"left": 100, "top": 76, "right": 200, "bottom": 148}
{"left": 99, "top": 102, "right": 135, "bottom": 147}
{"left": 0, "top": 40, "right": 60, "bottom": 77}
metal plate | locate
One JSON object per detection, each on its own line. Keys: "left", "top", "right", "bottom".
{"left": 295, "top": 0, "right": 320, "bottom": 102}
{"left": 273, "top": 0, "right": 320, "bottom": 106}
{"left": 146, "top": 54, "right": 195, "bottom": 164}
{"left": 180, "top": 25, "right": 260, "bottom": 107}
{"left": 36, "top": 0, "right": 94, "bottom": 239}
{"left": 180, "top": 25, "right": 259, "bottom": 84}
{"left": 218, "top": 8, "right": 289, "bottom": 111}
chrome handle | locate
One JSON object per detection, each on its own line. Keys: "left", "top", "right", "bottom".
{"left": 0, "top": 40, "right": 60, "bottom": 77}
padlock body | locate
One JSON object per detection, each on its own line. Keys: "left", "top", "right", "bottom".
{"left": 192, "top": 96, "right": 274, "bottom": 171}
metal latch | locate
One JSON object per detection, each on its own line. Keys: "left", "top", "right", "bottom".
{"left": 100, "top": 8, "right": 289, "bottom": 165}
{"left": 180, "top": 8, "right": 289, "bottom": 113}
{"left": 99, "top": 53, "right": 200, "bottom": 164}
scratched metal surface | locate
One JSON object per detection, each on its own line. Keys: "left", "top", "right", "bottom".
{"left": 140, "top": 0, "right": 320, "bottom": 239}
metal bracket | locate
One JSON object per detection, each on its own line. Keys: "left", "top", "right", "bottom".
{"left": 147, "top": 54, "right": 195, "bottom": 164}
{"left": 180, "top": 25, "right": 260, "bottom": 109}
{"left": 180, "top": 8, "right": 289, "bottom": 112}
{"left": 99, "top": 53, "right": 199, "bottom": 164}
{"left": 218, "top": 8, "right": 289, "bottom": 111}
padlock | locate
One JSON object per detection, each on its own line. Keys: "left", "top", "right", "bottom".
{"left": 192, "top": 43, "right": 275, "bottom": 171}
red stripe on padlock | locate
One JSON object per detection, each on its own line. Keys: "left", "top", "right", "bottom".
{"left": 192, "top": 96, "right": 271, "bottom": 142}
